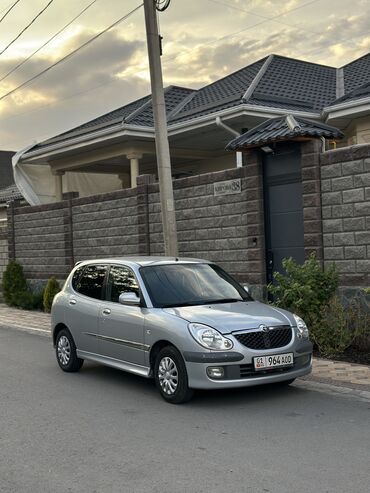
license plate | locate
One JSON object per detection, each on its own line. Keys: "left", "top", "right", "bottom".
{"left": 254, "top": 353, "right": 293, "bottom": 371}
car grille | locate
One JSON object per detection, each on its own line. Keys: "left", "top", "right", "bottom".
{"left": 233, "top": 325, "right": 292, "bottom": 350}
{"left": 239, "top": 363, "right": 295, "bottom": 378}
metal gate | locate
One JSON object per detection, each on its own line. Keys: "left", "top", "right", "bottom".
{"left": 263, "top": 143, "right": 304, "bottom": 285}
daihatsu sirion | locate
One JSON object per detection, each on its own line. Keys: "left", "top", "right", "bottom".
{"left": 52, "top": 257, "right": 312, "bottom": 403}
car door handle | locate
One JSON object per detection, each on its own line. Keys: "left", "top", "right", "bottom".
{"left": 102, "top": 308, "right": 111, "bottom": 315}
{"left": 69, "top": 299, "right": 77, "bottom": 305}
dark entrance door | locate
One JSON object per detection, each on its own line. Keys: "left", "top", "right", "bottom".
{"left": 263, "top": 143, "right": 304, "bottom": 285}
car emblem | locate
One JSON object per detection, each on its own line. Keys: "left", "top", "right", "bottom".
{"left": 259, "top": 324, "right": 269, "bottom": 333}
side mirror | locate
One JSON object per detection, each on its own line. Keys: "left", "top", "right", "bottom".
{"left": 119, "top": 292, "right": 141, "bottom": 306}
{"left": 243, "top": 285, "right": 250, "bottom": 294}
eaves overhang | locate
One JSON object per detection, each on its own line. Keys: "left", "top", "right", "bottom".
{"left": 19, "top": 104, "right": 321, "bottom": 164}
{"left": 19, "top": 124, "right": 155, "bottom": 164}
{"left": 167, "top": 103, "right": 320, "bottom": 136}
{"left": 323, "top": 96, "right": 370, "bottom": 121}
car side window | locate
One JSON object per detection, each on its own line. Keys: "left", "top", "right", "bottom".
{"left": 74, "top": 264, "right": 107, "bottom": 300}
{"left": 71, "top": 266, "right": 84, "bottom": 291}
{"left": 106, "top": 265, "right": 139, "bottom": 303}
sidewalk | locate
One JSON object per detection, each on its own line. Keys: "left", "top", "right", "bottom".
{"left": 1, "top": 303, "right": 370, "bottom": 391}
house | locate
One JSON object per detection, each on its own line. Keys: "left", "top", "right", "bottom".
{"left": 13, "top": 52, "right": 370, "bottom": 206}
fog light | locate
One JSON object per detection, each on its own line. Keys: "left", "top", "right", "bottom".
{"left": 207, "top": 367, "right": 224, "bottom": 379}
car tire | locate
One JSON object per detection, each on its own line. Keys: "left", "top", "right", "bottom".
{"left": 56, "top": 329, "right": 84, "bottom": 373}
{"left": 154, "top": 346, "right": 194, "bottom": 404}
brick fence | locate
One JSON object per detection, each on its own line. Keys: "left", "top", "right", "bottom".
{"left": 7, "top": 167, "right": 265, "bottom": 295}
{"left": 4, "top": 142, "right": 370, "bottom": 300}
{"left": 0, "top": 222, "right": 8, "bottom": 300}
{"left": 320, "top": 144, "right": 370, "bottom": 292}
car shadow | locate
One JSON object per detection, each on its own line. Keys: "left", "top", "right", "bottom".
{"left": 79, "top": 360, "right": 309, "bottom": 408}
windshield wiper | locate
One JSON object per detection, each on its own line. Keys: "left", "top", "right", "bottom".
{"left": 161, "top": 301, "right": 204, "bottom": 308}
{"left": 201, "top": 298, "right": 242, "bottom": 304}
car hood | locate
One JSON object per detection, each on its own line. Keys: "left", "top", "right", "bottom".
{"left": 163, "top": 301, "right": 294, "bottom": 334}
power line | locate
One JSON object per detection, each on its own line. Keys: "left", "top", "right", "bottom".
{"left": 163, "top": 0, "right": 321, "bottom": 65}
{"left": 0, "top": 0, "right": 55, "bottom": 57}
{"left": 0, "top": 3, "right": 144, "bottom": 102}
{"left": 206, "top": 0, "right": 321, "bottom": 36}
{"left": 0, "top": 0, "right": 21, "bottom": 24}
{"left": 0, "top": 0, "right": 99, "bottom": 84}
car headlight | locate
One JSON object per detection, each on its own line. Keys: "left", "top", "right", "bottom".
{"left": 293, "top": 314, "right": 309, "bottom": 340}
{"left": 188, "top": 323, "right": 234, "bottom": 351}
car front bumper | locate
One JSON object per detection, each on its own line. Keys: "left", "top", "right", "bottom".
{"left": 184, "top": 343, "right": 313, "bottom": 390}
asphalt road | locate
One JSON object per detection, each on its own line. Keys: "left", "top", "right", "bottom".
{"left": 1, "top": 327, "right": 369, "bottom": 493}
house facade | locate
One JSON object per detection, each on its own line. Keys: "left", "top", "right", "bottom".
{"left": 13, "top": 52, "right": 370, "bottom": 205}
{"left": 4, "top": 52, "right": 370, "bottom": 302}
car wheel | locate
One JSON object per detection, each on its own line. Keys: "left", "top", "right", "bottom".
{"left": 56, "top": 329, "right": 84, "bottom": 373}
{"left": 154, "top": 346, "right": 194, "bottom": 404}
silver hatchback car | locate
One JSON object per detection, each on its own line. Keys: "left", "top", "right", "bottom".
{"left": 52, "top": 257, "right": 312, "bottom": 403}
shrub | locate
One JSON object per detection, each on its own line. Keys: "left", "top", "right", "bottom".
{"left": 311, "top": 297, "right": 365, "bottom": 357}
{"left": 2, "top": 261, "right": 28, "bottom": 307}
{"left": 2, "top": 261, "right": 44, "bottom": 310}
{"left": 16, "top": 290, "right": 44, "bottom": 311}
{"left": 43, "top": 277, "right": 61, "bottom": 312}
{"left": 268, "top": 253, "right": 339, "bottom": 329}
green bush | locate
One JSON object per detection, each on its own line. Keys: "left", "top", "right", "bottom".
{"left": 2, "top": 261, "right": 44, "bottom": 310}
{"left": 2, "top": 261, "right": 28, "bottom": 307}
{"left": 43, "top": 277, "right": 61, "bottom": 312}
{"left": 16, "top": 290, "right": 44, "bottom": 311}
{"left": 268, "top": 253, "right": 339, "bottom": 329}
{"left": 312, "top": 297, "right": 364, "bottom": 357}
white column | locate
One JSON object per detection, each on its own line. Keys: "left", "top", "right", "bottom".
{"left": 127, "top": 153, "right": 142, "bottom": 188}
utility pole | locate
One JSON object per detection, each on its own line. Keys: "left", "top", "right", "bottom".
{"left": 143, "top": 0, "right": 178, "bottom": 257}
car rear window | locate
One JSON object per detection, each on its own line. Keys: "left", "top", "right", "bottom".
{"left": 74, "top": 264, "right": 107, "bottom": 300}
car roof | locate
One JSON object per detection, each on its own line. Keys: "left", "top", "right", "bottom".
{"left": 74, "top": 256, "right": 209, "bottom": 268}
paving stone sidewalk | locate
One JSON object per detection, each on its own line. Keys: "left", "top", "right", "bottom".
{"left": 1, "top": 303, "right": 369, "bottom": 390}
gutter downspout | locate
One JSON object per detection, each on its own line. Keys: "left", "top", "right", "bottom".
{"left": 215, "top": 116, "right": 243, "bottom": 168}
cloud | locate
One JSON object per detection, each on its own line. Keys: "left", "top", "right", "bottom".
{"left": 0, "top": 0, "right": 369, "bottom": 150}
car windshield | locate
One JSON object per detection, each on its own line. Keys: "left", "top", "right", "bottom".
{"left": 140, "top": 263, "right": 252, "bottom": 308}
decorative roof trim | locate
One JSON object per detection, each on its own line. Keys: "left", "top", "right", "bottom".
{"left": 242, "top": 54, "right": 274, "bottom": 102}
{"left": 286, "top": 114, "right": 300, "bottom": 131}
{"left": 225, "top": 114, "right": 344, "bottom": 151}
{"left": 167, "top": 90, "right": 197, "bottom": 119}
{"left": 336, "top": 68, "right": 345, "bottom": 99}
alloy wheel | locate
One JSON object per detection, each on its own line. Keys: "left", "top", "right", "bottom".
{"left": 158, "top": 356, "right": 178, "bottom": 395}
{"left": 57, "top": 335, "right": 71, "bottom": 366}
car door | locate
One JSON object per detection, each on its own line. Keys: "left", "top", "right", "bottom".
{"left": 65, "top": 264, "right": 107, "bottom": 355}
{"left": 98, "top": 264, "right": 146, "bottom": 366}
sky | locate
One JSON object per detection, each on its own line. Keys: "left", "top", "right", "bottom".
{"left": 0, "top": 0, "right": 369, "bottom": 151}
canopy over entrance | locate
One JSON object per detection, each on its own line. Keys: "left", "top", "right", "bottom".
{"left": 225, "top": 115, "right": 344, "bottom": 151}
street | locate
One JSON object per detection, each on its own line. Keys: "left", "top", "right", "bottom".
{"left": 0, "top": 326, "right": 369, "bottom": 493}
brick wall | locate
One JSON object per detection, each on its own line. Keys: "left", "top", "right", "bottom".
{"left": 7, "top": 166, "right": 266, "bottom": 295}
{"left": 320, "top": 144, "right": 370, "bottom": 288}
{"left": 8, "top": 201, "right": 72, "bottom": 281}
{"left": 0, "top": 222, "right": 8, "bottom": 300}
{"left": 147, "top": 164, "right": 265, "bottom": 287}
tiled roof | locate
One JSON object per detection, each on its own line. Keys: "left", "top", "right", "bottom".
{"left": 343, "top": 53, "right": 370, "bottom": 94}
{"left": 32, "top": 86, "right": 194, "bottom": 151}
{"left": 26, "top": 52, "right": 369, "bottom": 154}
{"left": 250, "top": 55, "right": 336, "bottom": 111}
{"left": 170, "top": 58, "right": 267, "bottom": 122}
{"left": 127, "top": 86, "right": 194, "bottom": 126}
{"left": 332, "top": 81, "right": 370, "bottom": 106}
{"left": 225, "top": 115, "right": 344, "bottom": 150}
{"left": 0, "top": 184, "right": 23, "bottom": 203}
